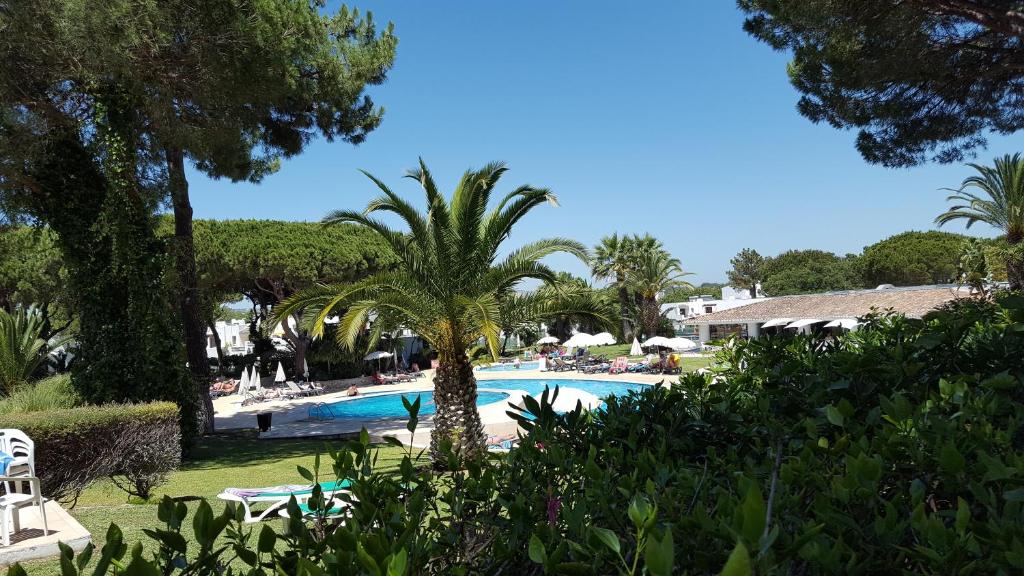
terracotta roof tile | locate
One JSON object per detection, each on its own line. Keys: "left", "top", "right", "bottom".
{"left": 685, "top": 286, "right": 966, "bottom": 325}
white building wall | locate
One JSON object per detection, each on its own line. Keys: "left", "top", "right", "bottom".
{"left": 206, "top": 319, "right": 253, "bottom": 358}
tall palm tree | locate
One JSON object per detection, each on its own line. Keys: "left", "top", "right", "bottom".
{"left": 591, "top": 234, "right": 638, "bottom": 341}
{"left": 630, "top": 248, "right": 693, "bottom": 339}
{"left": 0, "top": 307, "right": 49, "bottom": 395}
{"left": 275, "top": 160, "right": 607, "bottom": 464}
{"left": 936, "top": 153, "right": 1024, "bottom": 290}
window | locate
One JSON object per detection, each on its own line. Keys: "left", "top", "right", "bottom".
{"left": 704, "top": 305, "right": 714, "bottom": 314}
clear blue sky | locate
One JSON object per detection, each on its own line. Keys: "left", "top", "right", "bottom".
{"left": 187, "top": 1, "right": 1015, "bottom": 284}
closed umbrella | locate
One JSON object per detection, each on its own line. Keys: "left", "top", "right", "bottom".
{"left": 275, "top": 362, "right": 286, "bottom": 383}
{"left": 629, "top": 338, "right": 643, "bottom": 356}
{"left": 302, "top": 358, "right": 310, "bottom": 379}
{"left": 238, "top": 367, "right": 249, "bottom": 395}
{"left": 252, "top": 366, "right": 263, "bottom": 395}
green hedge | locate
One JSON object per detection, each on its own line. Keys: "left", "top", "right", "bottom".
{"left": 5, "top": 401, "right": 181, "bottom": 504}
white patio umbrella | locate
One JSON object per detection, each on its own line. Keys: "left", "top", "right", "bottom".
{"left": 824, "top": 318, "right": 858, "bottom": 329}
{"left": 364, "top": 350, "right": 393, "bottom": 373}
{"left": 629, "top": 337, "right": 643, "bottom": 356}
{"left": 591, "top": 332, "right": 616, "bottom": 346}
{"left": 562, "top": 333, "right": 594, "bottom": 348}
{"left": 274, "top": 362, "right": 286, "bottom": 383}
{"left": 536, "top": 335, "right": 560, "bottom": 345}
{"left": 641, "top": 336, "right": 671, "bottom": 348}
{"left": 666, "top": 337, "right": 699, "bottom": 351}
{"left": 302, "top": 358, "right": 310, "bottom": 379}
{"left": 785, "top": 318, "right": 822, "bottom": 330}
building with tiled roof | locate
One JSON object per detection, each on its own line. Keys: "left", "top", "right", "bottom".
{"left": 684, "top": 285, "right": 967, "bottom": 342}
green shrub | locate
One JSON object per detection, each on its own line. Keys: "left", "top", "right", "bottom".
{"left": 4, "top": 401, "right": 181, "bottom": 504}
{"left": 16, "top": 293, "right": 1024, "bottom": 575}
{"left": 0, "top": 374, "right": 81, "bottom": 415}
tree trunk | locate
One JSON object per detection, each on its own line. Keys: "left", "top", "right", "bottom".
{"left": 279, "top": 311, "right": 310, "bottom": 380}
{"left": 641, "top": 297, "right": 660, "bottom": 339}
{"left": 429, "top": 351, "right": 486, "bottom": 467}
{"left": 166, "top": 147, "right": 214, "bottom": 434}
{"left": 617, "top": 272, "right": 633, "bottom": 341}
{"left": 208, "top": 319, "right": 224, "bottom": 374}
{"left": 1007, "top": 233, "right": 1024, "bottom": 291}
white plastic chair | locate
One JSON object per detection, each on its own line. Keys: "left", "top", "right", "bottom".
{"left": 0, "top": 429, "right": 48, "bottom": 546}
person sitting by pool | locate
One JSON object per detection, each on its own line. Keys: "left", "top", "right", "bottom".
{"left": 345, "top": 384, "right": 359, "bottom": 397}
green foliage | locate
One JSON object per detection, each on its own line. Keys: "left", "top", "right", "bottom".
{"left": 1, "top": 0, "right": 399, "bottom": 430}
{"left": 4, "top": 401, "right": 181, "bottom": 504}
{"left": 739, "top": 1, "right": 1024, "bottom": 167}
{"left": 15, "top": 293, "right": 1024, "bottom": 573}
{"left": 726, "top": 248, "right": 764, "bottom": 296}
{"left": 861, "top": 230, "right": 966, "bottom": 286}
{"left": 630, "top": 247, "right": 693, "bottom": 338}
{"left": 0, "top": 374, "right": 80, "bottom": 415}
{"left": 760, "top": 249, "right": 861, "bottom": 296}
{"left": 0, "top": 306, "right": 50, "bottom": 394}
{"left": 0, "top": 226, "right": 70, "bottom": 336}
{"left": 592, "top": 233, "right": 692, "bottom": 339}
{"left": 663, "top": 282, "right": 725, "bottom": 302}
{"left": 937, "top": 154, "right": 1024, "bottom": 289}
{"left": 1, "top": 0, "right": 397, "bottom": 184}
{"left": 537, "top": 273, "right": 617, "bottom": 342}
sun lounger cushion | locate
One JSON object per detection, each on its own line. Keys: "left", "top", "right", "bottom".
{"left": 224, "top": 479, "right": 351, "bottom": 499}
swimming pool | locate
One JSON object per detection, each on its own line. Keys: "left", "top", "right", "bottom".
{"left": 478, "top": 378, "right": 649, "bottom": 398}
{"left": 477, "top": 361, "right": 540, "bottom": 372}
{"left": 313, "top": 390, "right": 510, "bottom": 420}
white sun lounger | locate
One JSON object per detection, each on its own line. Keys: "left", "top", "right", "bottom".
{"left": 216, "top": 479, "right": 352, "bottom": 523}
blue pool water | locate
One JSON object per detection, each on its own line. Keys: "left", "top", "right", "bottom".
{"left": 479, "top": 378, "right": 649, "bottom": 399}
{"left": 317, "top": 390, "right": 510, "bottom": 419}
{"left": 312, "top": 379, "right": 648, "bottom": 420}
{"left": 477, "top": 361, "right": 540, "bottom": 372}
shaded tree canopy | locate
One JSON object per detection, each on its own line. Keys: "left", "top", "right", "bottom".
{"left": 861, "top": 230, "right": 967, "bottom": 287}
{"left": 185, "top": 218, "right": 398, "bottom": 376}
{"left": 187, "top": 219, "right": 397, "bottom": 305}
{"left": 739, "top": 1, "right": 1024, "bottom": 166}
{"left": 761, "top": 249, "right": 861, "bottom": 296}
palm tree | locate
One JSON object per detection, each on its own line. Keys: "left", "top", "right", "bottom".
{"left": 591, "top": 234, "right": 638, "bottom": 341}
{"left": 630, "top": 249, "right": 693, "bottom": 339}
{"left": 0, "top": 307, "right": 49, "bottom": 395}
{"left": 536, "top": 273, "right": 617, "bottom": 342}
{"left": 275, "top": 160, "right": 607, "bottom": 464}
{"left": 936, "top": 154, "right": 1024, "bottom": 290}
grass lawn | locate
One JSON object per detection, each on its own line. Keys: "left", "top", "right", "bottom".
{"left": 584, "top": 344, "right": 715, "bottom": 372}
{"left": 19, "top": 432, "right": 418, "bottom": 576}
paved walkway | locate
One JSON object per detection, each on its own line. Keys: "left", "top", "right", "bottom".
{"left": 0, "top": 500, "right": 91, "bottom": 566}
{"left": 212, "top": 365, "right": 683, "bottom": 444}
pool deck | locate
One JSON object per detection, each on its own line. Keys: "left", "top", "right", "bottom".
{"left": 212, "top": 366, "right": 681, "bottom": 444}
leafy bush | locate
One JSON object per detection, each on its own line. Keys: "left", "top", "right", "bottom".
{"left": 15, "top": 293, "right": 1024, "bottom": 575}
{"left": 4, "top": 402, "right": 181, "bottom": 504}
{"left": 0, "top": 374, "right": 80, "bottom": 415}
